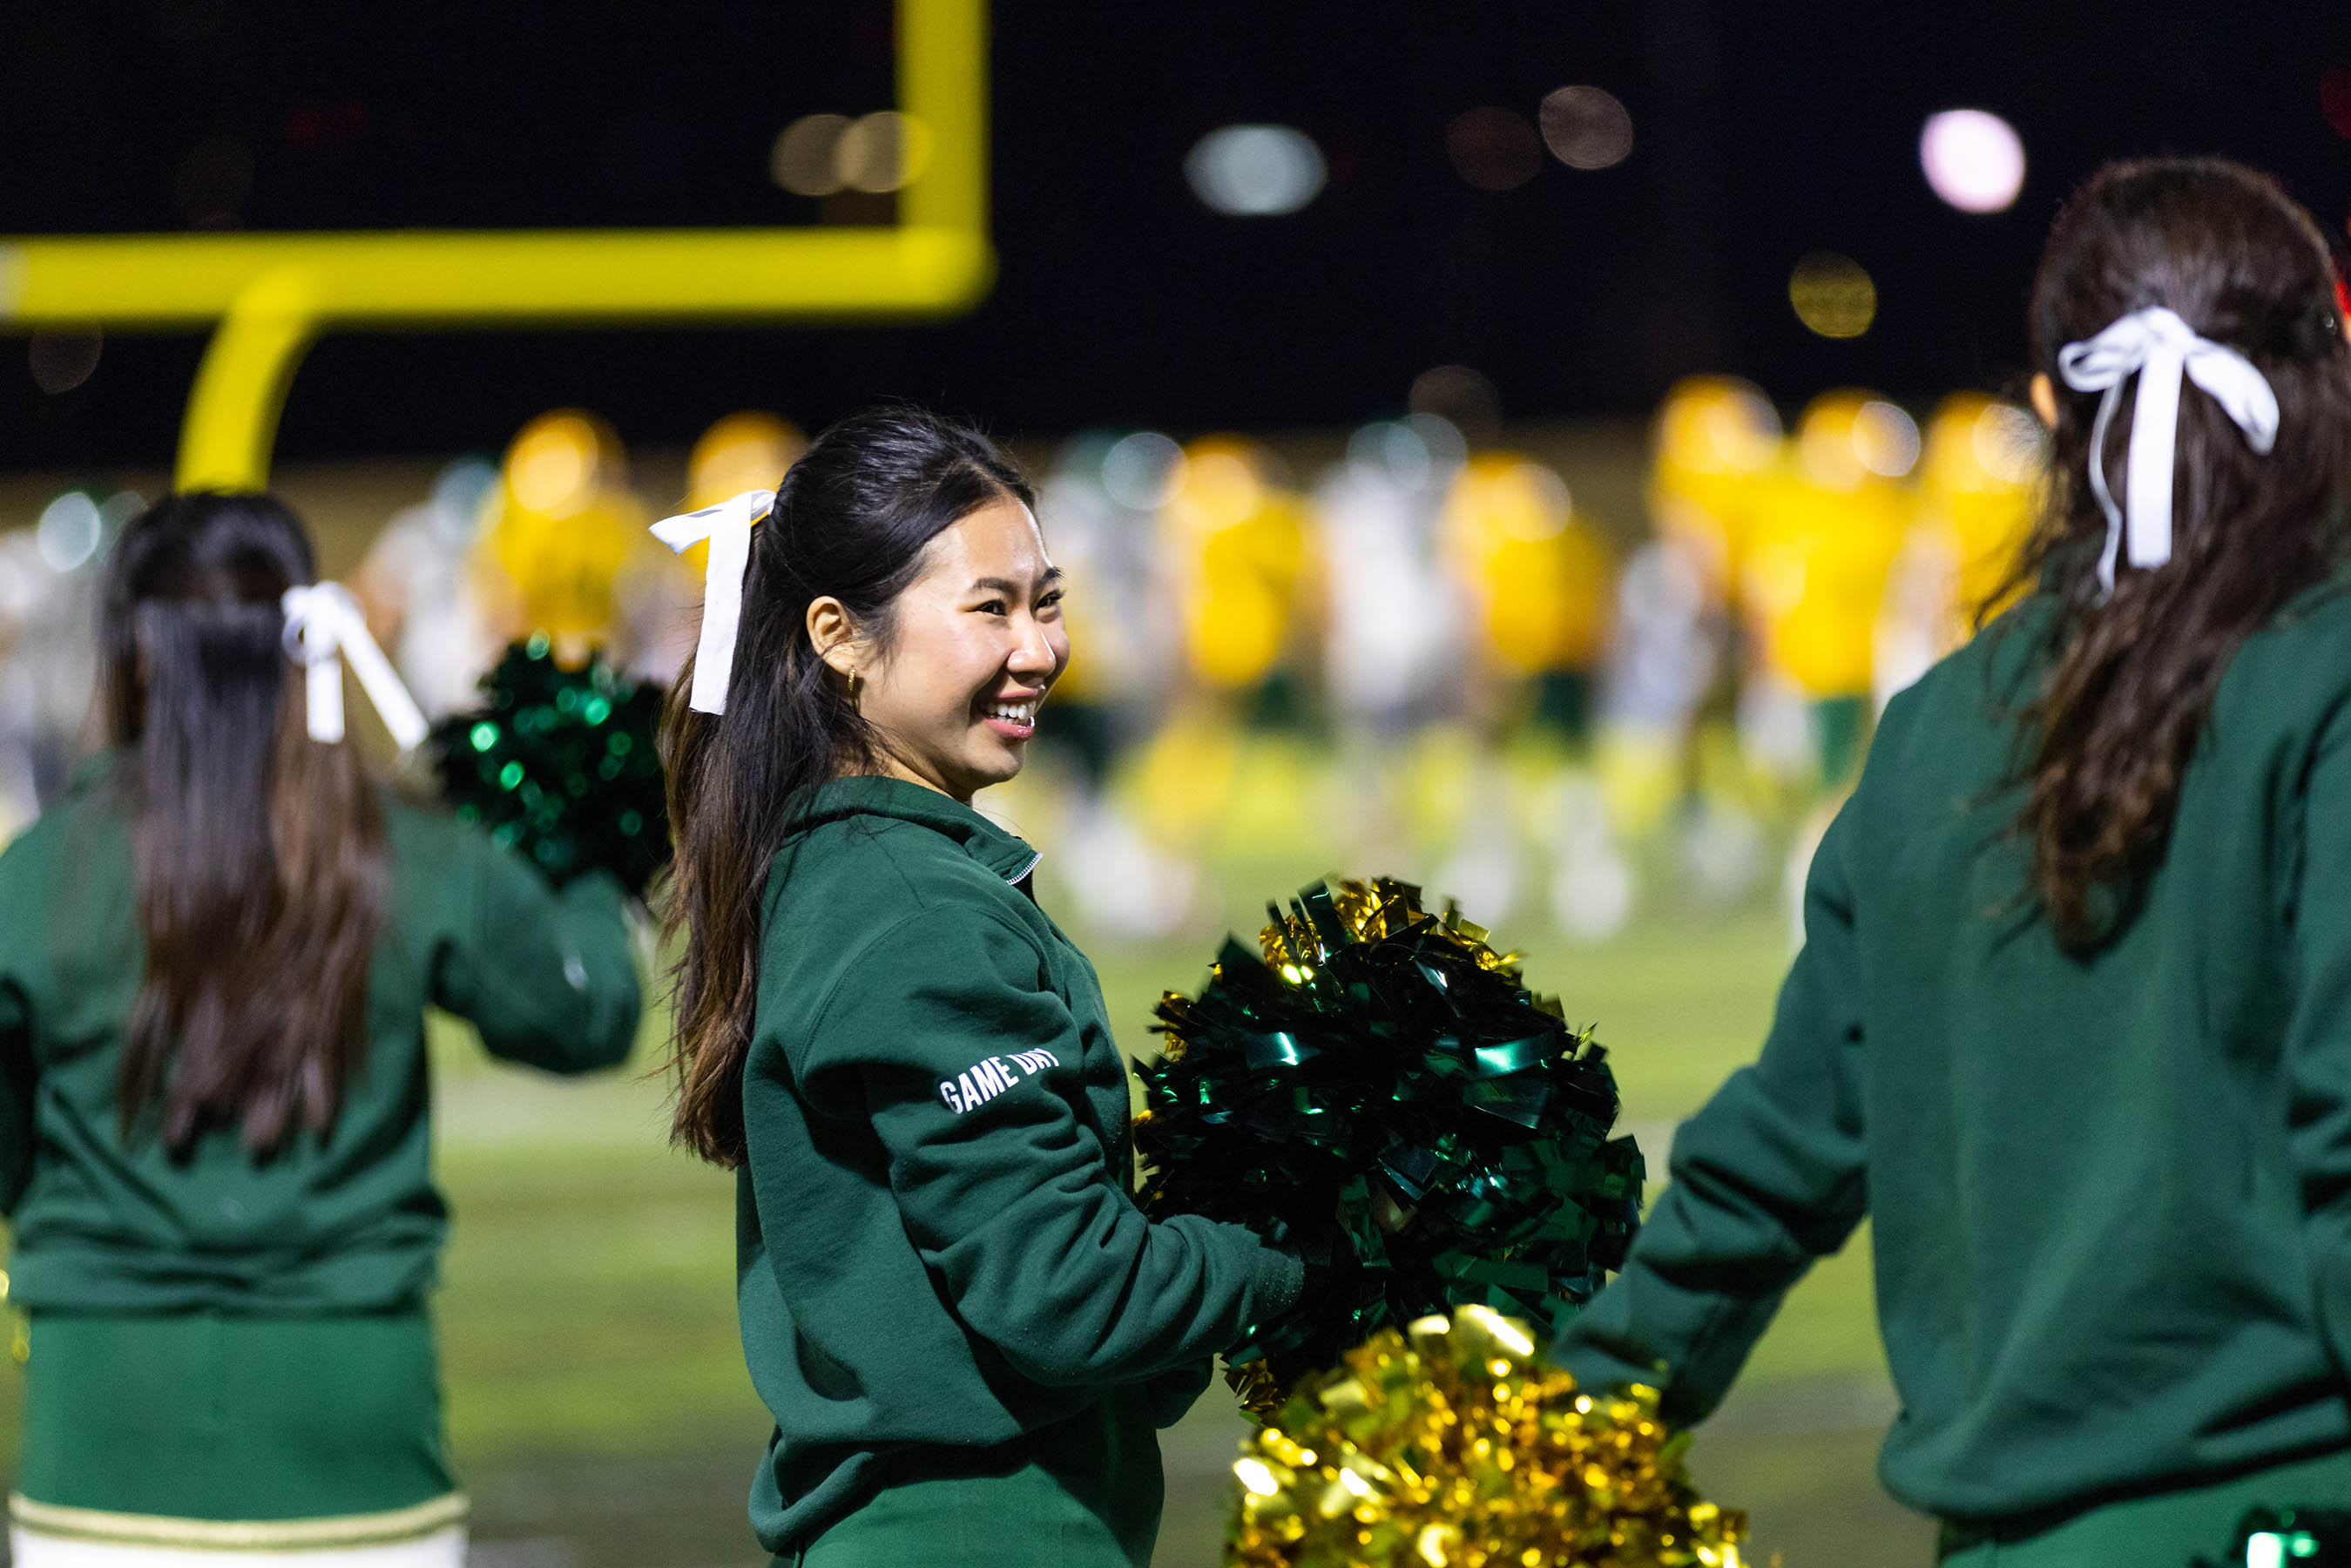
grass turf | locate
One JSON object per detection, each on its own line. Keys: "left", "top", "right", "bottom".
{"left": 1, "top": 902, "right": 1915, "bottom": 1564}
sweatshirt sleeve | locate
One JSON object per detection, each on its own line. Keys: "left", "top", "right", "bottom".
{"left": 1138, "top": 1360, "right": 1218, "bottom": 1429}
{"left": 0, "top": 973, "right": 30, "bottom": 1217}
{"left": 429, "top": 828, "right": 644, "bottom": 1074}
{"left": 2280, "top": 695, "right": 2351, "bottom": 1373}
{"left": 800, "top": 905, "right": 1304, "bottom": 1389}
{"left": 1550, "top": 801, "right": 1871, "bottom": 1423}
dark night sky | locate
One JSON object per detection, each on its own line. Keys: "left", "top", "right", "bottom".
{"left": 3, "top": 1, "right": 2349, "bottom": 465}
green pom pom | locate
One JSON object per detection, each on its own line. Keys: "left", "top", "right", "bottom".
{"left": 428, "top": 643, "right": 670, "bottom": 896}
{"left": 1134, "top": 877, "right": 1644, "bottom": 1396}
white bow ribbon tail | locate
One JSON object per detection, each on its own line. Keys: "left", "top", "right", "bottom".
{"left": 2056, "top": 305, "right": 2280, "bottom": 594}
{"left": 649, "top": 488, "right": 774, "bottom": 715}
{"left": 280, "top": 582, "right": 430, "bottom": 751}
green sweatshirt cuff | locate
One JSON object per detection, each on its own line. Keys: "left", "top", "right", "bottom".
{"left": 1249, "top": 1239, "right": 1307, "bottom": 1322}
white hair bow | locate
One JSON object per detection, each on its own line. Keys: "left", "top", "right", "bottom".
{"left": 280, "top": 582, "right": 429, "bottom": 751}
{"left": 649, "top": 488, "right": 774, "bottom": 715}
{"left": 2057, "top": 305, "right": 2279, "bottom": 594}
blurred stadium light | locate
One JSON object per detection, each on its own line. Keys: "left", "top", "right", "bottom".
{"left": 1446, "top": 107, "right": 1545, "bottom": 192}
{"left": 1787, "top": 252, "right": 1877, "bottom": 339}
{"left": 0, "top": 0, "right": 994, "bottom": 493}
{"left": 1918, "top": 109, "right": 2026, "bottom": 213}
{"left": 1184, "top": 125, "right": 1328, "bottom": 216}
{"left": 1537, "top": 86, "right": 1635, "bottom": 172}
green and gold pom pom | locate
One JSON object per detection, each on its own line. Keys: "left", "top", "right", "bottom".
{"left": 1228, "top": 1305, "right": 1744, "bottom": 1568}
{"left": 1135, "top": 877, "right": 1643, "bottom": 1410}
{"left": 428, "top": 637, "right": 669, "bottom": 896}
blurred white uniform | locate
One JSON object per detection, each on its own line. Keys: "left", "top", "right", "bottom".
{"left": 1037, "top": 451, "right": 1179, "bottom": 730}
{"left": 1034, "top": 438, "right": 1193, "bottom": 938}
{"left": 355, "top": 460, "right": 500, "bottom": 721}
{"left": 0, "top": 494, "right": 118, "bottom": 834}
{"left": 1601, "top": 538, "right": 1715, "bottom": 736}
{"left": 1314, "top": 419, "right": 1465, "bottom": 733}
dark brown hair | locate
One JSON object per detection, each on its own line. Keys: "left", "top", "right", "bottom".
{"left": 661, "top": 405, "right": 1032, "bottom": 1166}
{"left": 1996, "top": 158, "right": 2351, "bottom": 946}
{"left": 103, "top": 493, "right": 389, "bottom": 1156}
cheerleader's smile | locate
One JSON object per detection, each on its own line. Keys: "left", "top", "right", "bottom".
{"left": 978, "top": 691, "right": 1042, "bottom": 741}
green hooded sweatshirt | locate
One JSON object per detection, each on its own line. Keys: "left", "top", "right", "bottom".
{"left": 0, "top": 756, "right": 643, "bottom": 1314}
{"left": 1555, "top": 588, "right": 2351, "bottom": 1528}
{"left": 736, "top": 777, "right": 1303, "bottom": 1559}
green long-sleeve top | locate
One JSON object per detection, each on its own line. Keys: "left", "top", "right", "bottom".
{"left": 0, "top": 756, "right": 642, "bottom": 1314}
{"left": 1556, "top": 586, "right": 2351, "bottom": 1525}
{"left": 738, "top": 777, "right": 1304, "bottom": 1557}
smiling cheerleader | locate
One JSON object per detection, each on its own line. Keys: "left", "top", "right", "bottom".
{"left": 652, "top": 405, "right": 1301, "bottom": 1568}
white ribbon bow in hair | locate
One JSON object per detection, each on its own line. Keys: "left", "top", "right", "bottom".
{"left": 2057, "top": 305, "right": 2279, "bottom": 594}
{"left": 650, "top": 488, "right": 774, "bottom": 715}
{"left": 280, "top": 582, "right": 429, "bottom": 751}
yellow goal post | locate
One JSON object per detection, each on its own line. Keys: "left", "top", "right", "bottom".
{"left": 0, "top": 0, "right": 993, "bottom": 491}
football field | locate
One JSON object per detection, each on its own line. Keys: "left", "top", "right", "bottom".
{"left": 417, "top": 900, "right": 1930, "bottom": 1567}
{"left": 0, "top": 862, "right": 1932, "bottom": 1567}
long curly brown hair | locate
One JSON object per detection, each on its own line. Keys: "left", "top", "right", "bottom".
{"left": 1996, "top": 158, "right": 2351, "bottom": 947}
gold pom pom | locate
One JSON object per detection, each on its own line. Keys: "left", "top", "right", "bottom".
{"left": 1227, "top": 1306, "right": 1746, "bottom": 1568}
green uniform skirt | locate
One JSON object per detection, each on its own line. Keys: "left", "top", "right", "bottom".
{"left": 1938, "top": 1448, "right": 2351, "bottom": 1566}
{"left": 790, "top": 1398, "right": 1163, "bottom": 1568}
{"left": 16, "top": 1308, "right": 461, "bottom": 1541}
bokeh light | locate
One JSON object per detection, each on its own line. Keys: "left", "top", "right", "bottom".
{"left": 26, "top": 329, "right": 101, "bottom": 395}
{"left": 2322, "top": 64, "right": 2351, "bottom": 140}
{"left": 1409, "top": 365, "right": 1503, "bottom": 442}
{"left": 1446, "top": 107, "right": 1544, "bottom": 192}
{"left": 35, "top": 492, "right": 101, "bottom": 573}
{"left": 1538, "top": 86, "right": 1634, "bottom": 171}
{"left": 1918, "top": 109, "right": 2025, "bottom": 213}
{"left": 1100, "top": 431, "right": 1185, "bottom": 510}
{"left": 1788, "top": 253, "right": 1877, "bottom": 339}
{"left": 772, "top": 112, "right": 930, "bottom": 199}
{"left": 771, "top": 114, "right": 852, "bottom": 196}
{"left": 1184, "top": 125, "right": 1327, "bottom": 216}
{"left": 834, "top": 112, "right": 932, "bottom": 194}
{"left": 1852, "top": 401, "right": 1922, "bottom": 478}
{"left": 1795, "top": 392, "right": 1915, "bottom": 487}
{"left": 1345, "top": 415, "right": 1464, "bottom": 491}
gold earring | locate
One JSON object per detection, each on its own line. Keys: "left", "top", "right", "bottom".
{"left": 846, "top": 668, "right": 860, "bottom": 700}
